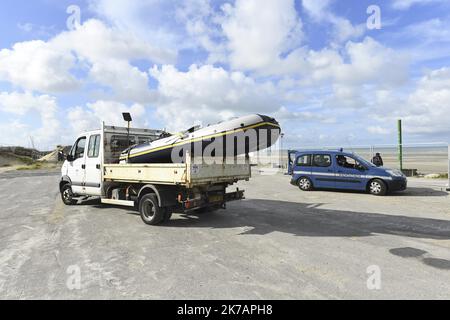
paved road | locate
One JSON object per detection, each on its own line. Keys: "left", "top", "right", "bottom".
{"left": 0, "top": 170, "right": 449, "bottom": 299}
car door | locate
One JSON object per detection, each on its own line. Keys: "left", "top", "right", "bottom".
{"left": 310, "top": 154, "right": 335, "bottom": 188}
{"left": 334, "top": 154, "right": 367, "bottom": 190}
{"left": 288, "top": 150, "right": 297, "bottom": 175}
{"left": 67, "top": 136, "right": 87, "bottom": 195}
{"left": 293, "top": 153, "right": 312, "bottom": 176}
{"left": 84, "top": 133, "right": 102, "bottom": 196}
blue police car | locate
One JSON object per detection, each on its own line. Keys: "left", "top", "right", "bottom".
{"left": 288, "top": 150, "right": 407, "bottom": 196}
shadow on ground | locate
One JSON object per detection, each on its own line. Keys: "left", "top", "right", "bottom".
{"left": 306, "top": 186, "right": 447, "bottom": 197}
{"left": 395, "top": 187, "right": 448, "bottom": 197}
{"left": 390, "top": 247, "right": 450, "bottom": 270}
{"left": 159, "top": 199, "right": 450, "bottom": 240}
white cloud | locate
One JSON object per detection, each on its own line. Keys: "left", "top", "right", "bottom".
{"left": 274, "top": 106, "right": 336, "bottom": 123}
{"left": 89, "top": 0, "right": 190, "bottom": 56}
{"left": 221, "top": 0, "right": 303, "bottom": 74}
{"left": 367, "top": 126, "right": 391, "bottom": 135}
{"left": 17, "top": 23, "right": 33, "bottom": 33}
{"left": 67, "top": 100, "right": 148, "bottom": 134}
{"left": 149, "top": 64, "right": 280, "bottom": 131}
{"left": 401, "top": 68, "right": 450, "bottom": 134}
{"left": 392, "top": 0, "right": 445, "bottom": 10}
{"left": 88, "top": 59, "right": 155, "bottom": 103}
{"left": 337, "top": 37, "right": 409, "bottom": 87}
{"left": 0, "top": 91, "right": 61, "bottom": 149}
{"left": 0, "top": 121, "right": 31, "bottom": 147}
{"left": 53, "top": 19, "right": 174, "bottom": 64}
{"left": 0, "top": 19, "right": 173, "bottom": 98}
{"left": 0, "top": 40, "right": 79, "bottom": 93}
{"left": 175, "top": 0, "right": 227, "bottom": 63}
{"left": 301, "top": 0, "right": 331, "bottom": 19}
{"left": 302, "top": 0, "right": 365, "bottom": 44}
{"left": 370, "top": 67, "right": 450, "bottom": 136}
{"left": 265, "top": 37, "right": 408, "bottom": 92}
{"left": 402, "top": 18, "right": 450, "bottom": 43}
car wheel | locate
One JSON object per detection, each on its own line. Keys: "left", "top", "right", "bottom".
{"left": 369, "top": 179, "right": 387, "bottom": 196}
{"left": 139, "top": 194, "right": 165, "bottom": 225}
{"left": 298, "top": 177, "right": 313, "bottom": 191}
{"left": 61, "top": 184, "right": 77, "bottom": 205}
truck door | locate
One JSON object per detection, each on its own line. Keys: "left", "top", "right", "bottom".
{"left": 67, "top": 136, "right": 87, "bottom": 195}
{"left": 84, "top": 134, "right": 102, "bottom": 196}
{"left": 334, "top": 154, "right": 367, "bottom": 190}
{"left": 310, "top": 154, "right": 335, "bottom": 188}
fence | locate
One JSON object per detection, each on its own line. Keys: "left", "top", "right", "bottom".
{"left": 254, "top": 142, "right": 449, "bottom": 181}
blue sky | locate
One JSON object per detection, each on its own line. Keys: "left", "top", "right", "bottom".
{"left": 0, "top": 0, "right": 449, "bottom": 150}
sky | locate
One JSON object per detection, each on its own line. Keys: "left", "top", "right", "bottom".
{"left": 0, "top": 0, "right": 449, "bottom": 150}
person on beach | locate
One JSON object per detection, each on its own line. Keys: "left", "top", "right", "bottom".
{"left": 372, "top": 153, "right": 384, "bottom": 167}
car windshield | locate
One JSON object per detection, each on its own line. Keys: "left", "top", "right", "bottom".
{"left": 353, "top": 154, "right": 376, "bottom": 167}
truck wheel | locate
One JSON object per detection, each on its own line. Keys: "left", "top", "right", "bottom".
{"left": 369, "top": 179, "right": 387, "bottom": 196}
{"left": 61, "top": 184, "right": 77, "bottom": 205}
{"left": 139, "top": 194, "right": 165, "bottom": 225}
{"left": 298, "top": 177, "right": 313, "bottom": 191}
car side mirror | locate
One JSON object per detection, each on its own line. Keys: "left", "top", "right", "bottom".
{"left": 357, "top": 165, "right": 366, "bottom": 171}
{"left": 66, "top": 154, "right": 74, "bottom": 162}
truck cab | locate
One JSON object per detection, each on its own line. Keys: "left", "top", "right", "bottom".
{"left": 288, "top": 150, "right": 407, "bottom": 196}
{"left": 61, "top": 126, "right": 163, "bottom": 198}
{"left": 62, "top": 129, "right": 101, "bottom": 196}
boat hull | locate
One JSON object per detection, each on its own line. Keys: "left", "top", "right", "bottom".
{"left": 120, "top": 114, "right": 281, "bottom": 164}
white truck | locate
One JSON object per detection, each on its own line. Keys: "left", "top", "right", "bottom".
{"left": 60, "top": 124, "right": 250, "bottom": 225}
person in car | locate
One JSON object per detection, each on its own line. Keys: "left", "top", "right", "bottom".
{"left": 337, "top": 155, "right": 354, "bottom": 168}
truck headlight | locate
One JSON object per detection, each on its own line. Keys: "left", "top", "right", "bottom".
{"left": 387, "top": 169, "right": 404, "bottom": 177}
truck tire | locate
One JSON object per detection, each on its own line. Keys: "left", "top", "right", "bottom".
{"left": 369, "top": 179, "right": 387, "bottom": 196}
{"left": 139, "top": 194, "right": 165, "bottom": 225}
{"left": 298, "top": 177, "right": 313, "bottom": 191}
{"left": 61, "top": 184, "right": 77, "bottom": 205}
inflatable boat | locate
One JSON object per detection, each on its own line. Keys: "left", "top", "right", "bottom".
{"left": 119, "top": 114, "right": 281, "bottom": 163}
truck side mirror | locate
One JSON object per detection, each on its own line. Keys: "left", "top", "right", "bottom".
{"left": 66, "top": 154, "right": 74, "bottom": 162}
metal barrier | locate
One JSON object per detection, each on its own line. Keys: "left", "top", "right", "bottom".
{"left": 447, "top": 144, "right": 450, "bottom": 191}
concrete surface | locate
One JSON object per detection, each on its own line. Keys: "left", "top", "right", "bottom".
{"left": 0, "top": 169, "right": 449, "bottom": 299}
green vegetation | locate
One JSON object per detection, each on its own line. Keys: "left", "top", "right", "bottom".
{"left": 16, "top": 163, "right": 44, "bottom": 171}
{"left": 16, "top": 161, "right": 58, "bottom": 171}
{"left": 15, "top": 155, "right": 34, "bottom": 165}
{"left": 424, "top": 173, "right": 449, "bottom": 179}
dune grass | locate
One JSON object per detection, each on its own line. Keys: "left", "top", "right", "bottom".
{"left": 16, "top": 161, "right": 59, "bottom": 171}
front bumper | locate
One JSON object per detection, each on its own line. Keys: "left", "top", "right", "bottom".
{"left": 387, "top": 177, "right": 407, "bottom": 192}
